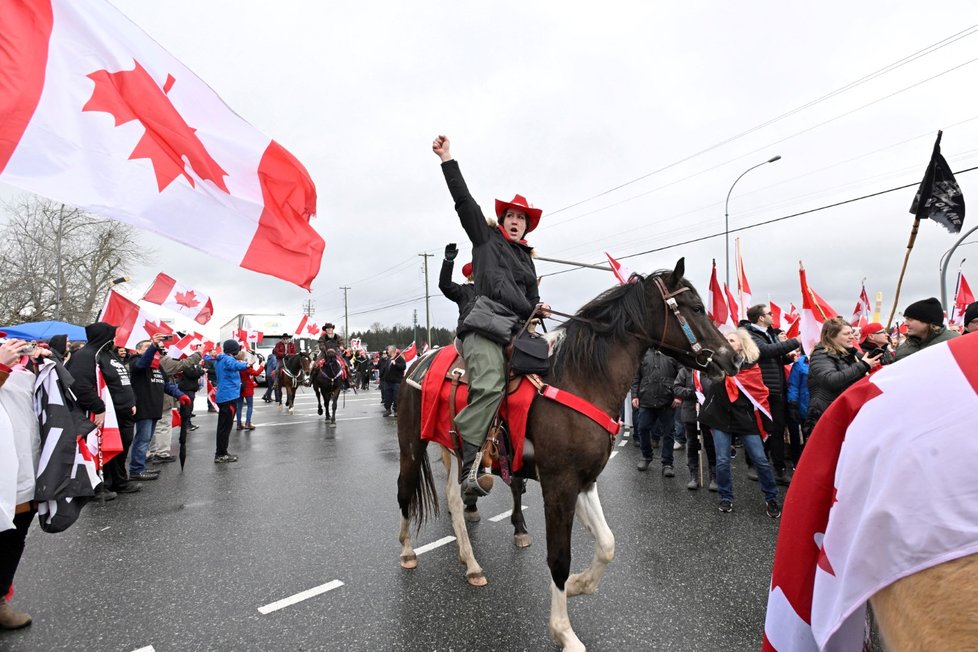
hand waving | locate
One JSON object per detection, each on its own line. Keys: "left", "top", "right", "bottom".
{"left": 444, "top": 243, "right": 458, "bottom": 261}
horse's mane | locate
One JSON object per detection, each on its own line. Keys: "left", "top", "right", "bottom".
{"left": 550, "top": 271, "right": 688, "bottom": 381}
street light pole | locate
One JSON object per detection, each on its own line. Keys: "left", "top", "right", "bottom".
{"left": 939, "top": 224, "right": 978, "bottom": 309}
{"left": 724, "top": 155, "right": 781, "bottom": 288}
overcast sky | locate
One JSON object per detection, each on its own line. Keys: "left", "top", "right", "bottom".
{"left": 5, "top": 1, "right": 978, "bottom": 338}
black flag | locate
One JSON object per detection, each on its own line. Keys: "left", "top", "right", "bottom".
{"left": 910, "top": 130, "right": 965, "bottom": 233}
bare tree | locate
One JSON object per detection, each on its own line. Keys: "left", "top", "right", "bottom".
{"left": 0, "top": 196, "right": 145, "bottom": 325}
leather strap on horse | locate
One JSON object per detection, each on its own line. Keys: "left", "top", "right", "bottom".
{"left": 525, "top": 374, "right": 620, "bottom": 440}
{"left": 448, "top": 370, "right": 465, "bottom": 480}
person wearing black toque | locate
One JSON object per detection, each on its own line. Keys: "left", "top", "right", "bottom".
{"left": 894, "top": 297, "right": 959, "bottom": 361}
{"left": 963, "top": 302, "right": 978, "bottom": 335}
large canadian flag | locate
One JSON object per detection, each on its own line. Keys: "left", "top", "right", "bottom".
{"left": 764, "top": 335, "right": 978, "bottom": 651}
{"left": 294, "top": 314, "right": 322, "bottom": 338}
{"left": 798, "top": 264, "right": 838, "bottom": 355}
{"left": 99, "top": 289, "right": 172, "bottom": 349}
{"left": 0, "top": 0, "right": 324, "bottom": 289}
{"left": 142, "top": 273, "right": 214, "bottom": 324}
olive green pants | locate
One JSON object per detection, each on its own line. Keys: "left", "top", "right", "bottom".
{"left": 455, "top": 332, "right": 506, "bottom": 447}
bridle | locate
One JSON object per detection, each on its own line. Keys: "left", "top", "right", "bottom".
{"left": 281, "top": 353, "right": 308, "bottom": 388}
{"left": 545, "top": 273, "right": 716, "bottom": 370}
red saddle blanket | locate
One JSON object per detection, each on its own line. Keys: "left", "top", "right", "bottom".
{"left": 419, "top": 346, "right": 534, "bottom": 472}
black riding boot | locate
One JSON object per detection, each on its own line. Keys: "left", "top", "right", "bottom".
{"left": 460, "top": 440, "right": 493, "bottom": 505}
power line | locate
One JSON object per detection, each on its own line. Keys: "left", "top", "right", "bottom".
{"left": 346, "top": 295, "right": 426, "bottom": 318}
{"left": 538, "top": 164, "right": 978, "bottom": 279}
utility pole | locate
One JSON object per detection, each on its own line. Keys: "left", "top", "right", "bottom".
{"left": 339, "top": 286, "right": 350, "bottom": 341}
{"left": 412, "top": 309, "right": 418, "bottom": 346}
{"left": 419, "top": 253, "right": 432, "bottom": 347}
{"left": 302, "top": 299, "right": 316, "bottom": 317}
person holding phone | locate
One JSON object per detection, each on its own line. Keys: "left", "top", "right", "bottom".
{"left": 804, "top": 317, "right": 882, "bottom": 437}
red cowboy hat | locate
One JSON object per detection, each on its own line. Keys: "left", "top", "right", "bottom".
{"left": 461, "top": 262, "right": 473, "bottom": 278}
{"left": 495, "top": 194, "right": 542, "bottom": 234}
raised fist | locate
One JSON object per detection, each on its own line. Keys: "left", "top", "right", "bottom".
{"left": 444, "top": 243, "right": 458, "bottom": 261}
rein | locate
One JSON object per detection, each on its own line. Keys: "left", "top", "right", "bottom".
{"left": 281, "top": 355, "right": 307, "bottom": 388}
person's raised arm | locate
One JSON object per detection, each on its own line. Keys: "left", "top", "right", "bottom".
{"left": 434, "top": 135, "right": 490, "bottom": 246}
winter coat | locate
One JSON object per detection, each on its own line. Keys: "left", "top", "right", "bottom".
{"left": 441, "top": 160, "right": 540, "bottom": 327}
{"left": 631, "top": 349, "right": 680, "bottom": 409}
{"left": 238, "top": 366, "right": 263, "bottom": 398}
{"left": 273, "top": 341, "right": 297, "bottom": 357}
{"left": 893, "top": 326, "right": 959, "bottom": 361}
{"left": 698, "top": 363, "right": 773, "bottom": 436}
{"left": 214, "top": 354, "right": 250, "bottom": 403}
{"left": 0, "top": 367, "right": 41, "bottom": 505}
{"left": 176, "top": 359, "right": 205, "bottom": 394}
{"left": 318, "top": 334, "right": 344, "bottom": 354}
{"left": 746, "top": 324, "right": 799, "bottom": 397}
{"left": 160, "top": 352, "right": 201, "bottom": 410}
{"left": 786, "top": 354, "right": 810, "bottom": 422}
{"left": 859, "top": 339, "right": 895, "bottom": 365}
{"left": 672, "top": 367, "right": 700, "bottom": 424}
{"left": 65, "top": 322, "right": 136, "bottom": 414}
{"left": 383, "top": 355, "right": 406, "bottom": 383}
{"left": 439, "top": 256, "right": 477, "bottom": 333}
{"left": 805, "top": 345, "right": 869, "bottom": 425}
{"left": 129, "top": 345, "right": 184, "bottom": 421}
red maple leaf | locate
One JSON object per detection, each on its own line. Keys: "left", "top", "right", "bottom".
{"left": 174, "top": 289, "right": 200, "bottom": 309}
{"left": 307, "top": 323, "right": 319, "bottom": 334}
{"left": 142, "top": 319, "right": 171, "bottom": 337}
{"left": 83, "top": 61, "right": 229, "bottom": 193}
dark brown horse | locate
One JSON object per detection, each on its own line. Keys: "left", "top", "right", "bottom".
{"left": 312, "top": 351, "right": 344, "bottom": 425}
{"left": 396, "top": 259, "right": 741, "bottom": 651}
{"left": 276, "top": 351, "right": 311, "bottom": 415}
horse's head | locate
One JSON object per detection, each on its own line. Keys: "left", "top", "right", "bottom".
{"left": 299, "top": 351, "right": 312, "bottom": 375}
{"left": 643, "top": 258, "right": 741, "bottom": 378}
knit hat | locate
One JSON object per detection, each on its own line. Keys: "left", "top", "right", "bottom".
{"left": 222, "top": 339, "right": 241, "bottom": 356}
{"left": 461, "top": 262, "right": 473, "bottom": 278}
{"left": 964, "top": 301, "right": 978, "bottom": 326}
{"left": 903, "top": 297, "right": 944, "bottom": 325}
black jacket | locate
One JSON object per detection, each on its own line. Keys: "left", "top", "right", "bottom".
{"left": 129, "top": 345, "right": 184, "bottom": 421}
{"left": 746, "top": 324, "right": 799, "bottom": 396}
{"left": 382, "top": 355, "right": 406, "bottom": 383}
{"left": 442, "top": 160, "right": 540, "bottom": 326}
{"left": 673, "top": 367, "right": 699, "bottom": 424}
{"left": 65, "top": 322, "right": 136, "bottom": 414}
{"left": 631, "top": 349, "right": 680, "bottom": 409}
{"left": 858, "top": 339, "right": 895, "bottom": 366}
{"left": 698, "top": 365, "right": 773, "bottom": 436}
{"left": 806, "top": 344, "right": 869, "bottom": 424}
{"left": 439, "top": 257, "right": 477, "bottom": 333}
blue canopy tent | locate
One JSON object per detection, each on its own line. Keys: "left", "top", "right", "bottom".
{"left": 0, "top": 320, "right": 88, "bottom": 342}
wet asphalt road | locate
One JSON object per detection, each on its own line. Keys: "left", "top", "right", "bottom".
{"left": 5, "top": 387, "right": 781, "bottom": 652}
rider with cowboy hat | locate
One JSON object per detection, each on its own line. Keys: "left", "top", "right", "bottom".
{"left": 433, "top": 135, "right": 550, "bottom": 504}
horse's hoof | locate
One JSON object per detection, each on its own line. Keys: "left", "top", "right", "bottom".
{"left": 513, "top": 533, "right": 533, "bottom": 548}
{"left": 466, "top": 571, "right": 488, "bottom": 587}
{"left": 399, "top": 553, "right": 418, "bottom": 570}
{"left": 317, "top": 408, "right": 323, "bottom": 415}
{"left": 463, "top": 508, "right": 480, "bottom": 522}
{"left": 288, "top": 409, "right": 294, "bottom": 415}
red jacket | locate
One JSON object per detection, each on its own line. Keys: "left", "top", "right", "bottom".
{"left": 238, "top": 366, "right": 264, "bottom": 397}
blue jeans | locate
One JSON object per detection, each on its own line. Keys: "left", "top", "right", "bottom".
{"left": 635, "top": 406, "right": 675, "bottom": 466}
{"left": 711, "top": 428, "right": 778, "bottom": 503}
{"left": 130, "top": 418, "right": 157, "bottom": 474}
{"left": 236, "top": 395, "right": 254, "bottom": 425}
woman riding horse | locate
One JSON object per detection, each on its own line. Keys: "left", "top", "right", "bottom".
{"left": 432, "top": 134, "right": 550, "bottom": 504}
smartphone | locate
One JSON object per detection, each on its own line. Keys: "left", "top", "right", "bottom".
{"left": 17, "top": 344, "right": 35, "bottom": 355}
{"left": 159, "top": 334, "right": 174, "bottom": 341}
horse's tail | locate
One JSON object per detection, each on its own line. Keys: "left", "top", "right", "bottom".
{"left": 409, "top": 444, "right": 439, "bottom": 533}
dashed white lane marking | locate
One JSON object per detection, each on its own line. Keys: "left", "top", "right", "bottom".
{"left": 617, "top": 438, "right": 627, "bottom": 447}
{"left": 252, "top": 415, "right": 377, "bottom": 427}
{"left": 488, "top": 505, "right": 528, "bottom": 522}
{"left": 258, "top": 579, "right": 345, "bottom": 615}
{"left": 132, "top": 646, "right": 156, "bottom": 652}
{"left": 100, "top": 526, "right": 111, "bottom": 531}
{"left": 609, "top": 451, "right": 619, "bottom": 460}
{"left": 413, "top": 536, "right": 456, "bottom": 555}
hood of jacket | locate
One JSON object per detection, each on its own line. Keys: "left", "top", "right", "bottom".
{"left": 84, "top": 322, "right": 117, "bottom": 349}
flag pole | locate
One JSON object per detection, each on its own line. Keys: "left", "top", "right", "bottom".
{"left": 887, "top": 217, "right": 922, "bottom": 329}
{"left": 534, "top": 255, "right": 613, "bottom": 272}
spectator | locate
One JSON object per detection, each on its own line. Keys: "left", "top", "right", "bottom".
{"left": 203, "top": 353, "right": 218, "bottom": 413}
{"left": 150, "top": 345, "right": 202, "bottom": 463}
{"left": 356, "top": 350, "right": 371, "bottom": 390}
{"left": 128, "top": 336, "right": 190, "bottom": 481}
{"left": 699, "top": 328, "right": 780, "bottom": 518}
{"left": 0, "top": 338, "right": 47, "bottom": 629}
{"left": 894, "top": 298, "right": 959, "bottom": 360}
{"left": 674, "top": 367, "right": 716, "bottom": 490}
{"left": 262, "top": 351, "right": 280, "bottom": 403}
{"left": 235, "top": 350, "right": 263, "bottom": 430}
{"left": 65, "top": 323, "right": 140, "bottom": 497}
{"left": 631, "top": 348, "right": 681, "bottom": 476}
{"left": 804, "top": 317, "right": 881, "bottom": 436}
{"left": 785, "top": 352, "right": 810, "bottom": 464}
{"left": 378, "top": 349, "right": 390, "bottom": 405}
{"left": 965, "top": 302, "right": 978, "bottom": 334}
{"left": 213, "top": 339, "right": 250, "bottom": 463}
{"left": 745, "top": 304, "right": 800, "bottom": 485}
{"left": 859, "top": 322, "right": 895, "bottom": 364}
{"left": 174, "top": 349, "right": 204, "bottom": 433}
{"left": 381, "top": 344, "right": 405, "bottom": 417}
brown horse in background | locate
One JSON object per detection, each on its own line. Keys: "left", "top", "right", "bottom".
{"left": 396, "top": 259, "right": 741, "bottom": 651}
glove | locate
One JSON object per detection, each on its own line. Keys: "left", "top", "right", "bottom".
{"left": 444, "top": 242, "right": 458, "bottom": 262}
{"left": 178, "top": 395, "right": 192, "bottom": 407}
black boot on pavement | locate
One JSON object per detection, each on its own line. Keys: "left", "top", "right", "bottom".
{"left": 459, "top": 441, "right": 492, "bottom": 505}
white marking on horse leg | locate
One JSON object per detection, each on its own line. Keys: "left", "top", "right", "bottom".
{"left": 548, "top": 580, "right": 585, "bottom": 651}
{"left": 440, "top": 446, "right": 455, "bottom": 515}
{"left": 446, "top": 474, "right": 485, "bottom": 585}
{"left": 398, "top": 515, "right": 417, "bottom": 569}
{"left": 565, "top": 483, "right": 615, "bottom": 598}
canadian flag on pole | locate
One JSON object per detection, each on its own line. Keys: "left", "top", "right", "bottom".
{"left": 0, "top": 0, "right": 324, "bottom": 289}
{"left": 724, "top": 283, "right": 741, "bottom": 325}
{"left": 769, "top": 300, "right": 784, "bottom": 330}
{"left": 763, "top": 336, "right": 978, "bottom": 651}
{"left": 294, "top": 314, "right": 321, "bottom": 338}
{"left": 798, "top": 263, "right": 838, "bottom": 355}
{"left": 401, "top": 341, "right": 418, "bottom": 363}
{"left": 851, "top": 283, "right": 870, "bottom": 331}
{"left": 87, "top": 364, "right": 124, "bottom": 470}
{"left": 142, "top": 273, "right": 214, "bottom": 324}
{"left": 735, "top": 237, "right": 753, "bottom": 309}
{"left": 707, "top": 259, "right": 729, "bottom": 328}
{"left": 951, "top": 272, "right": 975, "bottom": 324}
{"left": 237, "top": 329, "right": 263, "bottom": 350}
{"left": 604, "top": 252, "right": 634, "bottom": 285}
{"left": 100, "top": 289, "right": 172, "bottom": 349}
